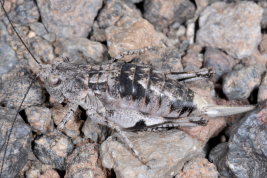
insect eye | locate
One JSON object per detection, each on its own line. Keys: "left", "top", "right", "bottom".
{"left": 48, "top": 74, "right": 61, "bottom": 87}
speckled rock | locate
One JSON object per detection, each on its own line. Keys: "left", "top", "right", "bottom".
{"left": 204, "top": 47, "right": 236, "bottom": 82}
{"left": 258, "top": 72, "right": 267, "bottom": 102}
{"left": 196, "top": 1, "right": 263, "bottom": 59}
{"left": 106, "top": 17, "right": 167, "bottom": 62}
{"left": 65, "top": 143, "right": 107, "bottom": 178}
{"left": 0, "top": 76, "right": 46, "bottom": 110}
{"left": 8, "top": 0, "right": 39, "bottom": 25}
{"left": 259, "top": 1, "right": 267, "bottom": 29}
{"left": 25, "top": 107, "right": 54, "bottom": 135}
{"left": 259, "top": 34, "right": 267, "bottom": 54}
{"left": 97, "top": 0, "right": 142, "bottom": 28}
{"left": 144, "top": 0, "right": 196, "bottom": 31}
{"left": 39, "top": 169, "right": 60, "bottom": 178}
{"left": 131, "top": 46, "right": 183, "bottom": 72}
{"left": 42, "top": 33, "right": 56, "bottom": 43}
{"left": 0, "top": 107, "right": 32, "bottom": 178}
{"left": 33, "top": 132, "right": 74, "bottom": 170}
{"left": 82, "top": 117, "right": 111, "bottom": 143}
{"left": 209, "top": 99, "right": 267, "bottom": 177}
{"left": 51, "top": 104, "right": 82, "bottom": 139}
{"left": 25, "top": 169, "right": 41, "bottom": 178}
{"left": 36, "top": 0, "right": 103, "bottom": 38}
{"left": 222, "top": 64, "right": 266, "bottom": 100}
{"left": 0, "top": 20, "right": 10, "bottom": 43}
{"left": 54, "top": 38, "right": 108, "bottom": 64}
{"left": 182, "top": 52, "right": 203, "bottom": 69}
{"left": 175, "top": 156, "right": 219, "bottom": 178}
{"left": 29, "top": 22, "right": 47, "bottom": 36}
{"left": 100, "top": 130, "right": 202, "bottom": 178}
{"left": 0, "top": 42, "right": 17, "bottom": 76}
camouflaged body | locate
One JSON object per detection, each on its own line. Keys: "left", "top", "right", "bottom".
{"left": 44, "top": 62, "right": 197, "bottom": 120}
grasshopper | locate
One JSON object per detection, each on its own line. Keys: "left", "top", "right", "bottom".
{"left": 0, "top": 0, "right": 255, "bottom": 177}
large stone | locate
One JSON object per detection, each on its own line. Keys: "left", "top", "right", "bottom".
{"left": 196, "top": 1, "right": 263, "bottom": 59}
{"left": 101, "top": 130, "right": 202, "bottom": 178}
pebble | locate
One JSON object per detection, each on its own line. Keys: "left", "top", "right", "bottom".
{"left": 209, "top": 99, "right": 267, "bottom": 177}
{"left": 25, "top": 169, "right": 41, "bottom": 178}
{"left": 29, "top": 22, "right": 47, "bottom": 36}
{"left": 51, "top": 104, "right": 82, "bottom": 139}
{"left": 33, "top": 132, "right": 74, "bottom": 170}
{"left": 143, "top": 0, "right": 196, "bottom": 31}
{"left": 105, "top": 17, "right": 164, "bottom": 62}
{"left": 54, "top": 38, "right": 108, "bottom": 64}
{"left": 258, "top": 72, "right": 267, "bottom": 102}
{"left": 100, "top": 130, "right": 202, "bottom": 178}
{"left": 82, "top": 117, "right": 111, "bottom": 143}
{"left": 131, "top": 46, "right": 183, "bottom": 72}
{"left": 0, "top": 76, "right": 46, "bottom": 110}
{"left": 39, "top": 169, "right": 60, "bottom": 178}
{"left": 222, "top": 64, "right": 266, "bottom": 100}
{"left": 259, "top": 34, "right": 267, "bottom": 54}
{"left": 42, "top": 33, "right": 56, "bottom": 43}
{"left": 36, "top": 0, "right": 103, "bottom": 38}
{"left": 175, "top": 156, "right": 219, "bottom": 178}
{"left": 0, "top": 20, "right": 10, "bottom": 43}
{"left": 65, "top": 143, "right": 107, "bottom": 178}
{"left": 8, "top": 0, "right": 39, "bottom": 25}
{"left": 0, "top": 107, "right": 32, "bottom": 178}
{"left": 97, "top": 0, "right": 142, "bottom": 29}
{"left": 0, "top": 42, "right": 17, "bottom": 77}
{"left": 204, "top": 47, "right": 236, "bottom": 82}
{"left": 259, "top": 1, "right": 267, "bottom": 29}
{"left": 196, "top": 1, "right": 263, "bottom": 59}
{"left": 182, "top": 52, "right": 203, "bottom": 69}
{"left": 25, "top": 106, "right": 54, "bottom": 135}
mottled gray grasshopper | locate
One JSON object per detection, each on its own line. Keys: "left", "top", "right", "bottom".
{"left": 0, "top": 0, "right": 256, "bottom": 176}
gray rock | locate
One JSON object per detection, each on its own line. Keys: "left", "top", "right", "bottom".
{"left": 144, "top": 0, "right": 196, "bottom": 31}
{"left": 33, "top": 132, "right": 74, "bottom": 170}
{"left": 41, "top": 33, "right": 56, "bottom": 43}
{"left": 36, "top": 0, "right": 103, "bottom": 38}
{"left": 29, "top": 22, "right": 47, "bottom": 36}
{"left": 222, "top": 64, "right": 266, "bottom": 100}
{"left": 100, "top": 130, "right": 202, "bottom": 178}
{"left": 209, "top": 100, "right": 267, "bottom": 177}
{"left": 0, "top": 42, "right": 17, "bottom": 77}
{"left": 259, "top": 1, "right": 267, "bottom": 29}
{"left": 0, "top": 76, "right": 46, "bottom": 110}
{"left": 204, "top": 47, "right": 236, "bottom": 82}
{"left": 0, "top": 107, "right": 32, "bottom": 178}
{"left": 82, "top": 117, "right": 111, "bottom": 143}
{"left": 258, "top": 72, "right": 267, "bottom": 102}
{"left": 65, "top": 143, "right": 107, "bottom": 178}
{"left": 8, "top": 0, "right": 39, "bottom": 25}
{"left": 97, "top": 0, "right": 142, "bottom": 29}
{"left": 25, "top": 107, "right": 54, "bottom": 135}
{"left": 0, "top": 21, "right": 10, "bottom": 43}
{"left": 54, "top": 38, "right": 108, "bottom": 64}
{"left": 196, "top": 1, "right": 263, "bottom": 59}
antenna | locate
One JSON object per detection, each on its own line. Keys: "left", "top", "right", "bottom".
{"left": 0, "top": 0, "right": 40, "bottom": 176}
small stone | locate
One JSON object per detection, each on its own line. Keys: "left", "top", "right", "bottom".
{"left": 82, "top": 117, "right": 111, "bottom": 143}
{"left": 97, "top": 0, "right": 142, "bottom": 29}
{"left": 209, "top": 99, "right": 267, "bottom": 177}
{"left": 182, "top": 52, "right": 203, "bottom": 69}
{"left": 175, "top": 156, "right": 219, "bottom": 178}
{"left": 176, "top": 25, "right": 186, "bottom": 37}
{"left": 39, "top": 169, "right": 60, "bottom": 178}
{"left": 36, "top": 0, "right": 103, "bottom": 38}
{"left": 106, "top": 17, "right": 164, "bottom": 62}
{"left": 0, "top": 107, "right": 33, "bottom": 178}
{"left": 8, "top": 0, "right": 39, "bottom": 25}
{"left": 196, "top": 1, "right": 263, "bottom": 59}
{"left": 42, "top": 33, "right": 56, "bottom": 43}
{"left": 30, "top": 22, "right": 47, "bottom": 36}
{"left": 259, "top": 1, "right": 267, "bottom": 29}
{"left": 204, "top": 47, "right": 236, "bottom": 82}
{"left": 90, "top": 27, "right": 106, "bottom": 42}
{"left": 54, "top": 38, "right": 108, "bottom": 64}
{"left": 258, "top": 72, "right": 267, "bottom": 102}
{"left": 100, "top": 130, "right": 202, "bottom": 177}
{"left": 25, "top": 106, "right": 54, "bottom": 135}
{"left": 259, "top": 34, "right": 267, "bottom": 54}
{"left": 144, "top": 0, "right": 196, "bottom": 31}
{"left": 222, "top": 64, "right": 266, "bottom": 100}
{"left": 65, "top": 143, "right": 107, "bottom": 178}
{"left": 0, "top": 20, "right": 10, "bottom": 43}
{"left": 0, "top": 76, "right": 46, "bottom": 110}
{"left": 33, "top": 132, "right": 74, "bottom": 170}
{"left": 0, "top": 42, "right": 17, "bottom": 77}
{"left": 51, "top": 104, "right": 82, "bottom": 139}
{"left": 243, "top": 49, "right": 267, "bottom": 67}
{"left": 131, "top": 46, "right": 183, "bottom": 72}
{"left": 25, "top": 169, "right": 41, "bottom": 178}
